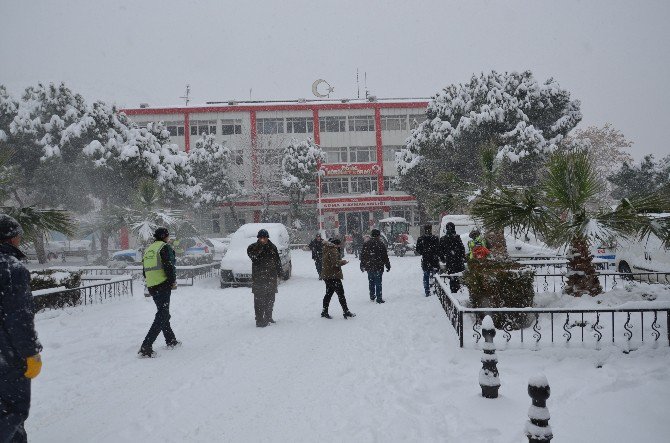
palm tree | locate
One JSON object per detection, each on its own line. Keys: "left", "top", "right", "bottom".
{"left": 471, "top": 150, "right": 670, "bottom": 296}
{"left": 1, "top": 150, "right": 75, "bottom": 261}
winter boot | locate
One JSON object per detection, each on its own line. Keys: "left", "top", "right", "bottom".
{"left": 138, "top": 346, "right": 156, "bottom": 358}
{"left": 321, "top": 309, "right": 332, "bottom": 319}
{"left": 343, "top": 311, "right": 356, "bottom": 319}
{"left": 376, "top": 299, "right": 386, "bottom": 304}
{"left": 166, "top": 340, "right": 182, "bottom": 349}
{"left": 370, "top": 294, "right": 375, "bottom": 301}
{"left": 268, "top": 318, "right": 276, "bottom": 324}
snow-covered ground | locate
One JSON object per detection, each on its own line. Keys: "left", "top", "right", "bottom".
{"left": 29, "top": 251, "right": 670, "bottom": 442}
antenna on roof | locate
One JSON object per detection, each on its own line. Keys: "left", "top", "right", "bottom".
{"left": 364, "top": 72, "right": 369, "bottom": 99}
{"left": 179, "top": 84, "right": 190, "bottom": 106}
{"left": 356, "top": 69, "right": 360, "bottom": 99}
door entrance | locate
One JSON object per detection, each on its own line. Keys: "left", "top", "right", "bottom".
{"left": 337, "top": 211, "right": 370, "bottom": 237}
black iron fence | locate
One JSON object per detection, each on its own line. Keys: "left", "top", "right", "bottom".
{"left": 433, "top": 275, "right": 670, "bottom": 349}
{"left": 33, "top": 276, "right": 134, "bottom": 312}
{"left": 49, "top": 263, "right": 219, "bottom": 285}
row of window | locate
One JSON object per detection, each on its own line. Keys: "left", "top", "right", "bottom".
{"left": 321, "top": 176, "right": 379, "bottom": 195}
{"left": 135, "top": 114, "right": 426, "bottom": 137}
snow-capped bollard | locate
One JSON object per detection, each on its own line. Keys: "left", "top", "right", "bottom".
{"left": 525, "top": 375, "right": 553, "bottom": 442}
{"left": 479, "top": 315, "right": 500, "bottom": 398}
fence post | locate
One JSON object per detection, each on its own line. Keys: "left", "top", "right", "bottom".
{"left": 479, "top": 315, "right": 500, "bottom": 398}
{"left": 667, "top": 311, "right": 670, "bottom": 347}
{"left": 459, "top": 310, "right": 464, "bottom": 348}
{"left": 525, "top": 375, "right": 552, "bottom": 442}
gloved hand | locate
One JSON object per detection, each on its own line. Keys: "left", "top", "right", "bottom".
{"left": 25, "top": 354, "right": 42, "bottom": 379}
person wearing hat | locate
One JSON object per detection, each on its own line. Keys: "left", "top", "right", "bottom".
{"left": 138, "top": 227, "right": 180, "bottom": 357}
{"left": 359, "top": 228, "right": 391, "bottom": 303}
{"left": 439, "top": 222, "right": 466, "bottom": 293}
{"left": 247, "top": 229, "right": 282, "bottom": 327}
{"left": 0, "top": 214, "right": 42, "bottom": 442}
{"left": 467, "top": 229, "right": 490, "bottom": 260}
{"left": 320, "top": 238, "right": 355, "bottom": 319}
{"left": 308, "top": 232, "right": 324, "bottom": 279}
{"left": 415, "top": 224, "right": 441, "bottom": 297}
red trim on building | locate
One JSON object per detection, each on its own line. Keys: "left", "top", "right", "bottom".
{"left": 250, "top": 111, "right": 258, "bottom": 187}
{"left": 121, "top": 101, "right": 427, "bottom": 116}
{"left": 312, "top": 108, "right": 321, "bottom": 145}
{"left": 226, "top": 195, "right": 415, "bottom": 207}
{"left": 374, "top": 107, "right": 384, "bottom": 195}
{"left": 184, "top": 113, "right": 190, "bottom": 153}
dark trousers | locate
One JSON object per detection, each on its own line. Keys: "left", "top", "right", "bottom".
{"left": 448, "top": 276, "right": 461, "bottom": 293}
{"left": 0, "top": 376, "right": 30, "bottom": 443}
{"left": 314, "top": 258, "right": 322, "bottom": 277}
{"left": 423, "top": 269, "right": 437, "bottom": 296}
{"left": 367, "top": 271, "right": 383, "bottom": 301}
{"left": 323, "top": 279, "right": 349, "bottom": 312}
{"left": 353, "top": 246, "right": 361, "bottom": 258}
{"left": 254, "top": 290, "right": 275, "bottom": 326}
{"left": 142, "top": 287, "right": 176, "bottom": 349}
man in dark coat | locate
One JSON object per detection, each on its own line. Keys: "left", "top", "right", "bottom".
{"left": 308, "top": 233, "right": 324, "bottom": 279}
{"left": 360, "top": 229, "right": 391, "bottom": 303}
{"left": 439, "top": 222, "right": 466, "bottom": 293}
{"left": 247, "top": 229, "right": 282, "bottom": 327}
{"left": 415, "top": 224, "right": 441, "bottom": 297}
{"left": 139, "top": 227, "right": 180, "bottom": 358}
{"left": 351, "top": 230, "right": 364, "bottom": 258}
{"left": 320, "top": 239, "right": 355, "bottom": 319}
{"left": 0, "top": 215, "right": 42, "bottom": 443}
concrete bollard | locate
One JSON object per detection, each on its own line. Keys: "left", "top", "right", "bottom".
{"left": 525, "top": 374, "right": 553, "bottom": 442}
{"left": 479, "top": 315, "right": 500, "bottom": 398}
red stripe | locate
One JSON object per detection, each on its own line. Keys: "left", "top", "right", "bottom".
{"left": 250, "top": 111, "right": 258, "bottom": 187}
{"left": 227, "top": 195, "right": 415, "bottom": 207}
{"left": 184, "top": 113, "right": 190, "bottom": 153}
{"left": 374, "top": 107, "right": 384, "bottom": 195}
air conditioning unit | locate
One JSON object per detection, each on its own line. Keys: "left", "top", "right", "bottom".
{"left": 139, "top": 103, "right": 150, "bottom": 108}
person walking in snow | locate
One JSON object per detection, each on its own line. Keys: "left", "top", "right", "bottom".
{"left": 415, "top": 224, "right": 441, "bottom": 297}
{"left": 360, "top": 229, "right": 391, "bottom": 303}
{"left": 320, "top": 238, "right": 355, "bottom": 319}
{"left": 439, "top": 222, "right": 466, "bottom": 293}
{"left": 247, "top": 229, "right": 282, "bottom": 327}
{"left": 0, "top": 215, "right": 42, "bottom": 442}
{"left": 308, "top": 233, "right": 324, "bottom": 279}
{"left": 138, "top": 227, "right": 181, "bottom": 358}
{"left": 351, "top": 229, "right": 364, "bottom": 258}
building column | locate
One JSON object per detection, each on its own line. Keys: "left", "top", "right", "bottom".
{"left": 374, "top": 107, "right": 384, "bottom": 195}
{"left": 312, "top": 108, "right": 325, "bottom": 230}
{"left": 184, "top": 112, "right": 190, "bottom": 153}
{"left": 250, "top": 111, "right": 258, "bottom": 188}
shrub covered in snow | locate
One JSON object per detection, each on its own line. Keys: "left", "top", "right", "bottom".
{"left": 176, "top": 253, "right": 214, "bottom": 266}
{"left": 30, "top": 269, "right": 82, "bottom": 311}
{"left": 463, "top": 259, "right": 535, "bottom": 329}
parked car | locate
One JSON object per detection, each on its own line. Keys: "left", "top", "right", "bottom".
{"left": 220, "top": 223, "right": 292, "bottom": 288}
{"left": 207, "top": 237, "right": 231, "bottom": 261}
{"left": 110, "top": 249, "right": 142, "bottom": 263}
{"left": 616, "top": 223, "right": 670, "bottom": 275}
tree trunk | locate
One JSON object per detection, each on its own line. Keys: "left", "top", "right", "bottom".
{"left": 486, "top": 228, "right": 509, "bottom": 261}
{"left": 34, "top": 232, "right": 48, "bottom": 264}
{"left": 99, "top": 229, "right": 110, "bottom": 260}
{"left": 565, "top": 236, "right": 602, "bottom": 296}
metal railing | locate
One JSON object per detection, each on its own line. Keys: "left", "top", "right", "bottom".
{"left": 33, "top": 276, "right": 134, "bottom": 312}
{"left": 532, "top": 272, "right": 670, "bottom": 293}
{"left": 49, "top": 263, "right": 219, "bottom": 285}
{"left": 433, "top": 274, "right": 670, "bottom": 349}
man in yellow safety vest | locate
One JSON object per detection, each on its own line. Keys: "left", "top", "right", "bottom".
{"left": 138, "top": 227, "right": 180, "bottom": 358}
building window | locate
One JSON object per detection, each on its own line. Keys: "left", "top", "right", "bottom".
{"left": 258, "top": 149, "right": 282, "bottom": 165}
{"left": 256, "top": 118, "right": 284, "bottom": 134}
{"left": 348, "top": 115, "right": 375, "bottom": 132}
{"left": 232, "top": 150, "right": 244, "bottom": 165}
{"left": 408, "top": 114, "right": 426, "bottom": 130}
{"left": 134, "top": 121, "right": 151, "bottom": 129}
{"left": 390, "top": 207, "right": 413, "bottom": 223}
{"left": 383, "top": 176, "right": 399, "bottom": 191}
{"left": 349, "top": 146, "right": 377, "bottom": 163}
{"left": 191, "top": 120, "right": 217, "bottom": 136}
{"left": 381, "top": 115, "right": 407, "bottom": 131}
{"left": 319, "top": 116, "right": 347, "bottom": 132}
{"left": 324, "top": 147, "right": 348, "bottom": 164}
{"left": 238, "top": 180, "right": 245, "bottom": 188}
{"left": 350, "top": 176, "right": 378, "bottom": 194}
{"left": 221, "top": 119, "right": 242, "bottom": 135}
{"left": 321, "top": 177, "right": 349, "bottom": 194}
{"left": 286, "top": 117, "right": 314, "bottom": 134}
{"left": 383, "top": 145, "right": 404, "bottom": 162}
{"left": 165, "top": 121, "right": 185, "bottom": 136}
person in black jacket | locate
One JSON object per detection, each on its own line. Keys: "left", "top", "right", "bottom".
{"left": 439, "top": 222, "right": 466, "bottom": 293}
{"left": 360, "top": 229, "right": 391, "bottom": 303}
{"left": 0, "top": 215, "right": 42, "bottom": 443}
{"left": 351, "top": 230, "right": 364, "bottom": 258}
{"left": 139, "top": 227, "right": 180, "bottom": 358}
{"left": 247, "top": 229, "right": 282, "bottom": 327}
{"left": 308, "top": 233, "right": 324, "bottom": 279}
{"left": 415, "top": 225, "right": 441, "bottom": 297}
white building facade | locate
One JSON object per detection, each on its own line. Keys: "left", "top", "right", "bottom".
{"left": 122, "top": 98, "right": 427, "bottom": 237}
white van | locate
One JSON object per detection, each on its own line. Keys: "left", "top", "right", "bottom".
{"left": 616, "top": 231, "right": 670, "bottom": 274}
{"left": 220, "top": 223, "right": 292, "bottom": 288}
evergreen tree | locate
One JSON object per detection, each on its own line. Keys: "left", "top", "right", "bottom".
{"left": 280, "top": 138, "right": 325, "bottom": 224}
{"left": 608, "top": 154, "right": 670, "bottom": 200}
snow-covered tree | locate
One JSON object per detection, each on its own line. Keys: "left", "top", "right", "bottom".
{"left": 188, "top": 134, "right": 245, "bottom": 225}
{"left": 281, "top": 138, "right": 325, "bottom": 223}
{"left": 0, "top": 85, "right": 18, "bottom": 148}
{"left": 399, "top": 70, "right": 582, "bottom": 179}
{"left": 608, "top": 154, "right": 670, "bottom": 200}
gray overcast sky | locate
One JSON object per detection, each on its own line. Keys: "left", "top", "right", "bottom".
{"left": 1, "top": 0, "right": 669, "bottom": 160}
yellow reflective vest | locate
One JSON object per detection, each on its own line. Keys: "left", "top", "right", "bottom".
{"left": 143, "top": 241, "right": 168, "bottom": 288}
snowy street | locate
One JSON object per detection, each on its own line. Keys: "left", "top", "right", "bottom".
{"left": 28, "top": 251, "right": 670, "bottom": 442}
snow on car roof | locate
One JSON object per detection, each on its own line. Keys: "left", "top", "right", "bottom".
{"left": 232, "top": 223, "right": 288, "bottom": 239}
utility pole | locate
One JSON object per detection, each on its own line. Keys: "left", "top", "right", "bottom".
{"left": 180, "top": 84, "right": 191, "bottom": 106}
